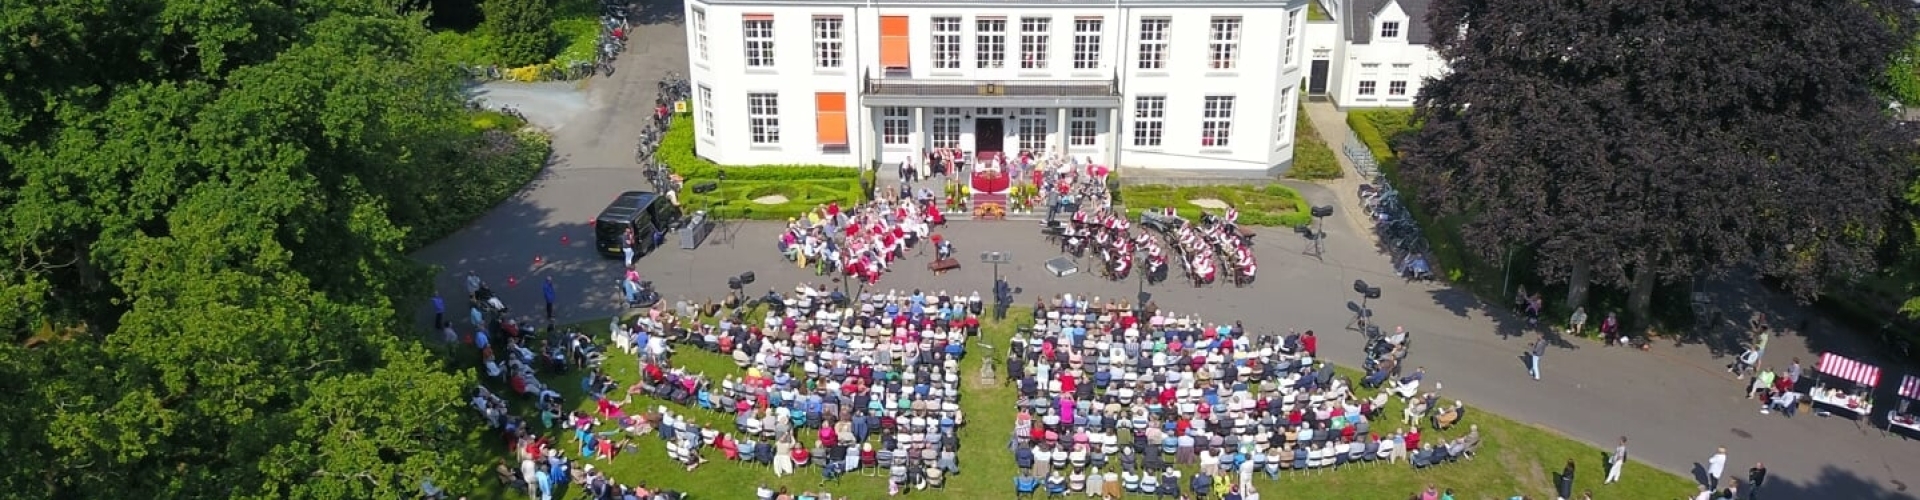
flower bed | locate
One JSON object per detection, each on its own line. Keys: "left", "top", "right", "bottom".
{"left": 1119, "top": 184, "right": 1312, "bottom": 227}
{"left": 657, "top": 108, "right": 865, "bottom": 219}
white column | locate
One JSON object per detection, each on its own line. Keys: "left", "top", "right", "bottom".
{"left": 912, "top": 107, "right": 928, "bottom": 178}
{"left": 1055, "top": 107, "right": 1070, "bottom": 158}
{"left": 1107, "top": 108, "right": 1122, "bottom": 168}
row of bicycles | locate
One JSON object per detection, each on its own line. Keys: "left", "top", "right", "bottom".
{"left": 596, "top": 0, "right": 632, "bottom": 76}
{"left": 1359, "top": 178, "right": 1435, "bottom": 281}
{"left": 637, "top": 72, "right": 691, "bottom": 191}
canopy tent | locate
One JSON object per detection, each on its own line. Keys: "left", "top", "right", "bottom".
{"left": 1901, "top": 375, "right": 1920, "bottom": 401}
{"left": 1816, "top": 353, "right": 1881, "bottom": 387}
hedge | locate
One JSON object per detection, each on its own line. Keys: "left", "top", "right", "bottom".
{"left": 1118, "top": 184, "right": 1312, "bottom": 227}
{"left": 655, "top": 109, "right": 866, "bottom": 219}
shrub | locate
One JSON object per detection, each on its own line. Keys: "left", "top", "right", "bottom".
{"left": 1349, "top": 109, "right": 1486, "bottom": 286}
{"left": 482, "top": 0, "right": 556, "bottom": 67}
{"left": 1119, "top": 184, "right": 1311, "bottom": 227}
{"left": 1288, "top": 106, "right": 1342, "bottom": 180}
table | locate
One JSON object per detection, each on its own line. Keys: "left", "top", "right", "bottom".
{"left": 1810, "top": 391, "right": 1872, "bottom": 417}
{"left": 1889, "top": 411, "right": 1920, "bottom": 433}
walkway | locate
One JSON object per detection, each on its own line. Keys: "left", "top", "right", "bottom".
{"left": 409, "top": 1, "right": 1920, "bottom": 491}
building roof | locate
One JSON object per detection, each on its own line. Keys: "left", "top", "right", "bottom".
{"left": 1343, "top": 0, "right": 1432, "bottom": 45}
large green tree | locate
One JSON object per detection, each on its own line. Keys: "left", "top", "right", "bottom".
{"left": 1401, "top": 0, "right": 1919, "bottom": 324}
{"left": 0, "top": 0, "right": 502, "bottom": 497}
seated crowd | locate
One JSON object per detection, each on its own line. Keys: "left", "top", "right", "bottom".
{"left": 1007, "top": 297, "right": 1484, "bottom": 499}
{"left": 776, "top": 193, "right": 947, "bottom": 285}
{"left": 606, "top": 286, "right": 983, "bottom": 495}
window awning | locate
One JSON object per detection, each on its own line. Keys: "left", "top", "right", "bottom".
{"left": 1817, "top": 352, "right": 1881, "bottom": 387}
{"left": 880, "top": 16, "right": 911, "bottom": 69}
{"left": 816, "top": 92, "right": 848, "bottom": 146}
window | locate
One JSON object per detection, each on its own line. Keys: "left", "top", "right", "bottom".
{"left": 1208, "top": 17, "right": 1241, "bottom": 70}
{"left": 1361, "top": 63, "right": 1381, "bottom": 70}
{"left": 1283, "top": 10, "right": 1299, "bottom": 67}
{"left": 882, "top": 107, "right": 911, "bottom": 145}
{"left": 1200, "top": 96, "right": 1234, "bottom": 147}
{"left": 1069, "top": 108, "right": 1098, "bottom": 147}
{"left": 933, "top": 17, "right": 962, "bottom": 69}
{"left": 930, "top": 108, "right": 961, "bottom": 148}
{"left": 1020, "top": 17, "right": 1051, "bottom": 69}
{"left": 1274, "top": 88, "right": 1293, "bottom": 148}
{"left": 693, "top": 9, "right": 709, "bottom": 61}
{"left": 1073, "top": 18, "right": 1102, "bottom": 70}
{"left": 1379, "top": 22, "right": 1400, "bottom": 39}
{"left": 1018, "top": 116, "right": 1048, "bottom": 153}
{"left": 1392, "top": 63, "right": 1413, "bottom": 70}
{"left": 1358, "top": 81, "right": 1377, "bottom": 95}
{"left": 748, "top": 93, "right": 780, "bottom": 144}
{"left": 814, "top": 92, "right": 846, "bottom": 147}
{"left": 1389, "top": 81, "right": 1408, "bottom": 96}
{"left": 744, "top": 16, "right": 775, "bottom": 68}
{"left": 1131, "top": 96, "right": 1165, "bottom": 147}
{"left": 813, "top": 16, "right": 843, "bottom": 69}
{"left": 1137, "top": 18, "right": 1170, "bottom": 70}
{"left": 976, "top": 18, "right": 1007, "bottom": 68}
{"left": 698, "top": 85, "right": 715, "bottom": 137}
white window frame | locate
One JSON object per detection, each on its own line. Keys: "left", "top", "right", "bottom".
{"left": 933, "top": 17, "right": 962, "bottom": 70}
{"left": 747, "top": 92, "right": 779, "bottom": 144}
{"left": 1073, "top": 18, "right": 1103, "bottom": 70}
{"left": 1017, "top": 116, "right": 1048, "bottom": 153}
{"left": 977, "top": 18, "right": 1007, "bottom": 69}
{"left": 1201, "top": 95, "right": 1234, "bottom": 148}
{"left": 1131, "top": 96, "right": 1165, "bottom": 147}
{"left": 1274, "top": 88, "right": 1293, "bottom": 149}
{"left": 1069, "top": 108, "right": 1098, "bottom": 147}
{"left": 930, "top": 107, "right": 962, "bottom": 148}
{"left": 1392, "top": 63, "right": 1413, "bottom": 70}
{"left": 744, "top": 19, "right": 775, "bottom": 68}
{"left": 1137, "top": 18, "right": 1170, "bottom": 70}
{"left": 882, "top": 107, "right": 911, "bottom": 145}
{"left": 1358, "top": 81, "right": 1378, "bottom": 95}
{"left": 813, "top": 16, "right": 843, "bottom": 69}
{"left": 1380, "top": 21, "right": 1401, "bottom": 39}
{"left": 1208, "top": 17, "right": 1241, "bottom": 70}
{"left": 693, "top": 9, "right": 709, "bottom": 61}
{"left": 1283, "top": 10, "right": 1299, "bottom": 67}
{"left": 1020, "top": 17, "right": 1051, "bottom": 69}
{"left": 1389, "top": 81, "right": 1408, "bottom": 96}
{"left": 699, "top": 85, "right": 715, "bottom": 137}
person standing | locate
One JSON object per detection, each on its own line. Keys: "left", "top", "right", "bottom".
{"left": 621, "top": 227, "right": 636, "bottom": 267}
{"left": 1555, "top": 459, "right": 1575, "bottom": 500}
{"left": 1568, "top": 307, "right": 1589, "bottom": 336}
{"left": 542, "top": 277, "right": 557, "bottom": 322}
{"left": 1705, "top": 447, "right": 1728, "bottom": 488}
{"left": 1528, "top": 338, "right": 1547, "bottom": 381}
{"left": 1746, "top": 462, "right": 1767, "bottom": 500}
{"left": 431, "top": 292, "right": 446, "bottom": 329}
{"left": 1604, "top": 437, "right": 1626, "bottom": 484}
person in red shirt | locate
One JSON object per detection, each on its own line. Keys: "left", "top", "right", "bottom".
{"left": 1302, "top": 330, "right": 1319, "bottom": 356}
{"left": 1405, "top": 428, "right": 1422, "bottom": 451}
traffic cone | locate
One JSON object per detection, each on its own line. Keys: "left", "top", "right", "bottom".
{"left": 533, "top": 255, "right": 544, "bottom": 268}
{"left": 507, "top": 275, "right": 519, "bottom": 287}
{"left": 561, "top": 235, "right": 570, "bottom": 246}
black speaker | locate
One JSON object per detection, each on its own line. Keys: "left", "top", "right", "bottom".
{"left": 737, "top": 272, "right": 756, "bottom": 285}
{"left": 1365, "top": 287, "right": 1382, "bottom": 299}
{"left": 691, "top": 181, "right": 718, "bottom": 194}
{"left": 728, "top": 277, "right": 743, "bottom": 290}
{"left": 1311, "top": 205, "right": 1334, "bottom": 218}
{"left": 1353, "top": 280, "right": 1371, "bottom": 294}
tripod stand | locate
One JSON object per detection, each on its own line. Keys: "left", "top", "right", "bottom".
{"left": 1347, "top": 280, "right": 1382, "bottom": 331}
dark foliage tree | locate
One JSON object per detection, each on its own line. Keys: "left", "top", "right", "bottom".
{"left": 1400, "top": 0, "right": 1920, "bottom": 324}
{"left": 482, "top": 0, "right": 556, "bottom": 67}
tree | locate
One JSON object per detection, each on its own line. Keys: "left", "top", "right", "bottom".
{"left": 1401, "top": 0, "right": 1919, "bottom": 325}
{"left": 482, "top": 0, "right": 555, "bottom": 67}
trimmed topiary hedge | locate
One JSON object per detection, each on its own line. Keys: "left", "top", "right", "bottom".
{"left": 655, "top": 108, "right": 865, "bottom": 219}
{"left": 1119, "top": 184, "right": 1312, "bottom": 227}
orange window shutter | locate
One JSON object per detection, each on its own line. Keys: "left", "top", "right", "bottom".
{"left": 880, "top": 16, "right": 911, "bottom": 69}
{"left": 816, "top": 92, "right": 849, "bottom": 146}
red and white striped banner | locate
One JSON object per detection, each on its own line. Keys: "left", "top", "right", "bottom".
{"left": 1901, "top": 375, "right": 1920, "bottom": 400}
{"left": 1817, "top": 353, "right": 1881, "bottom": 388}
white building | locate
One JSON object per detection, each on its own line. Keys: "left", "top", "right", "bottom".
{"left": 683, "top": 0, "right": 1312, "bottom": 175}
{"left": 1302, "top": 0, "right": 1445, "bottom": 108}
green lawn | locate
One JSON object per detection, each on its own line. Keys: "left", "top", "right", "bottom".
{"left": 1119, "top": 184, "right": 1313, "bottom": 227}
{"left": 462, "top": 307, "right": 1695, "bottom": 499}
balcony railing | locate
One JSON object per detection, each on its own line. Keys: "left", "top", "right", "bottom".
{"left": 862, "top": 71, "right": 1120, "bottom": 98}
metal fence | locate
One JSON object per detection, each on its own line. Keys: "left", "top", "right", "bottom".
{"left": 1344, "top": 130, "right": 1379, "bottom": 181}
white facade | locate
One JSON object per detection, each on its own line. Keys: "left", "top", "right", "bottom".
{"left": 684, "top": 0, "right": 1311, "bottom": 174}
{"left": 1304, "top": 0, "right": 1445, "bottom": 108}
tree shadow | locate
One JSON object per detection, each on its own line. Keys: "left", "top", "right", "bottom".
{"left": 628, "top": 0, "right": 685, "bottom": 25}
{"left": 1760, "top": 464, "right": 1919, "bottom": 500}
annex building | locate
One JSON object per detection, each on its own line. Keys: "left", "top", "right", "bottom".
{"left": 683, "top": 0, "right": 1313, "bottom": 175}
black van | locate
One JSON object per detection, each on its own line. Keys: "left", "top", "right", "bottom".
{"left": 596, "top": 191, "right": 682, "bottom": 259}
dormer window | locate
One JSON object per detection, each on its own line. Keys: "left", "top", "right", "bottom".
{"left": 1379, "top": 21, "right": 1401, "bottom": 39}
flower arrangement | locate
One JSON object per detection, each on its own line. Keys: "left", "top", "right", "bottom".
{"left": 973, "top": 203, "right": 1006, "bottom": 218}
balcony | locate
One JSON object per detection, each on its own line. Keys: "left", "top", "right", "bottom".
{"left": 860, "top": 72, "right": 1122, "bottom": 108}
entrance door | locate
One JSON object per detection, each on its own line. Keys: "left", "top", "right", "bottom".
{"left": 1308, "top": 60, "right": 1330, "bottom": 94}
{"left": 975, "top": 118, "right": 1005, "bottom": 154}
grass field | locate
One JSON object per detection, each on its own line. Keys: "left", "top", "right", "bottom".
{"left": 464, "top": 307, "right": 1696, "bottom": 499}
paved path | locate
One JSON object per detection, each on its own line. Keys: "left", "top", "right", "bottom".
{"left": 410, "top": 2, "right": 1920, "bottom": 493}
